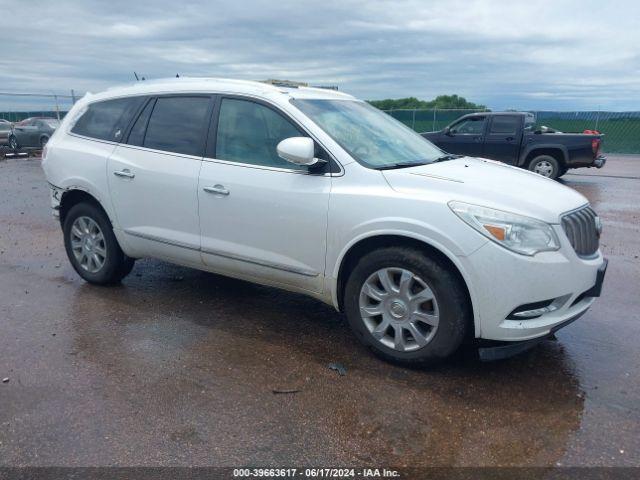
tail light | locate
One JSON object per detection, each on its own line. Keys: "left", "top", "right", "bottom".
{"left": 591, "top": 138, "right": 601, "bottom": 157}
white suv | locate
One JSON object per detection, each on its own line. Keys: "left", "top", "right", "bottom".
{"left": 42, "top": 78, "right": 607, "bottom": 365}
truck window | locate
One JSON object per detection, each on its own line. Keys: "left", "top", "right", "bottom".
{"left": 450, "top": 117, "right": 485, "bottom": 135}
{"left": 490, "top": 116, "right": 519, "bottom": 135}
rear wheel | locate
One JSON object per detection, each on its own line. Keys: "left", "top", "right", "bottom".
{"left": 344, "top": 247, "right": 470, "bottom": 366}
{"left": 528, "top": 154, "right": 560, "bottom": 179}
{"left": 63, "top": 202, "right": 135, "bottom": 284}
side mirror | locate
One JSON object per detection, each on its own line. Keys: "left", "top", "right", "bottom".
{"left": 443, "top": 126, "right": 453, "bottom": 136}
{"left": 277, "top": 137, "right": 323, "bottom": 167}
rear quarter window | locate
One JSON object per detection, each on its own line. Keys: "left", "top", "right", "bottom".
{"left": 71, "top": 97, "right": 145, "bottom": 142}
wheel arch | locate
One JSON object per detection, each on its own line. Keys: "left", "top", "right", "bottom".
{"left": 59, "top": 188, "right": 113, "bottom": 228}
{"left": 333, "top": 233, "right": 478, "bottom": 337}
{"left": 520, "top": 145, "right": 568, "bottom": 168}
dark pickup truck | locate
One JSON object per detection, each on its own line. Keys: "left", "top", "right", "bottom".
{"left": 421, "top": 112, "right": 606, "bottom": 179}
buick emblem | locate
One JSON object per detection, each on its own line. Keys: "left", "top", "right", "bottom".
{"left": 595, "top": 216, "right": 603, "bottom": 237}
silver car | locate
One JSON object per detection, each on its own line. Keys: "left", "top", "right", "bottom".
{"left": 9, "top": 117, "right": 60, "bottom": 149}
{"left": 0, "top": 119, "right": 12, "bottom": 146}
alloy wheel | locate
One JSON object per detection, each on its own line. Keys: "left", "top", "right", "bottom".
{"left": 359, "top": 267, "right": 440, "bottom": 352}
{"left": 70, "top": 216, "right": 107, "bottom": 273}
{"left": 533, "top": 160, "right": 554, "bottom": 177}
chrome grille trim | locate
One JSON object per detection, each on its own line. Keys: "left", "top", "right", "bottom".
{"left": 561, "top": 206, "right": 599, "bottom": 257}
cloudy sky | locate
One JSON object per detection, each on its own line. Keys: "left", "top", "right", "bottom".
{"left": 1, "top": 0, "right": 639, "bottom": 111}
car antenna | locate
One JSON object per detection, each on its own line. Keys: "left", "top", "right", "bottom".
{"left": 134, "top": 71, "right": 140, "bottom": 81}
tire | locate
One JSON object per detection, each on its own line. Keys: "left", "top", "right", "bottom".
{"left": 40, "top": 135, "right": 49, "bottom": 148}
{"left": 344, "top": 247, "right": 470, "bottom": 366}
{"left": 63, "top": 202, "right": 135, "bottom": 284}
{"left": 557, "top": 166, "right": 568, "bottom": 178}
{"left": 8, "top": 135, "right": 18, "bottom": 151}
{"left": 528, "top": 154, "right": 560, "bottom": 179}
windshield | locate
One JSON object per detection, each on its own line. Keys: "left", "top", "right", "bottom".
{"left": 292, "top": 99, "right": 444, "bottom": 169}
{"left": 44, "top": 119, "right": 60, "bottom": 128}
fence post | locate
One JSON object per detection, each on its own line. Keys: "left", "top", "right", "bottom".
{"left": 595, "top": 107, "right": 600, "bottom": 131}
{"left": 432, "top": 108, "right": 437, "bottom": 131}
{"left": 412, "top": 109, "right": 416, "bottom": 130}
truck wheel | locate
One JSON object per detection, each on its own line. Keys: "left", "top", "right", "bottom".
{"left": 63, "top": 202, "right": 135, "bottom": 284}
{"left": 528, "top": 155, "right": 560, "bottom": 179}
{"left": 343, "top": 247, "right": 470, "bottom": 366}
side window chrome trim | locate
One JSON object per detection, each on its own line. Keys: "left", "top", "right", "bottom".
{"left": 115, "top": 142, "right": 205, "bottom": 161}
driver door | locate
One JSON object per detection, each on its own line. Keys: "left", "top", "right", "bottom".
{"left": 439, "top": 116, "right": 487, "bottom": 157}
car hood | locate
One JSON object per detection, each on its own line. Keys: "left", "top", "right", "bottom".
{"left": 382, "top": 157, "right": 588, "bottom": 224}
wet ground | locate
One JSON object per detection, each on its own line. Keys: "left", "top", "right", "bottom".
{"left": 0, "top": 155, "right": 639, "bottom": 467}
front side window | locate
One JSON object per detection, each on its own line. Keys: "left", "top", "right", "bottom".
{"left": 72, "top": 97, "right": 144, "bottom": 141}
{"left": 143, "top": 96, "right": 211, "bottom": 156}
{"left": 216, "top": 98, "right": 304, "bottom": 170}
{"left": 490, "top": 116, "right": 519, "bottom": 135}
{"left": 450, "top": 117, "right": 486, "bottom": 135}
{"left": 292, "top": 99, "right": 444, "bottom": 169}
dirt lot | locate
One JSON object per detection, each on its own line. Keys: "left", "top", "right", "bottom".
{"left": 0, "top": 155, "right": 639, "bottom": 467}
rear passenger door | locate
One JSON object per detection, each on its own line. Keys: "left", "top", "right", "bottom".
{"left": 483, "top": 115, "right": 522, "bottom": 164}
{"left": 107, "top": 95, "right": 214, "bottom": 264}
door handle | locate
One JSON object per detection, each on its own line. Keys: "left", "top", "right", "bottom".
{"left": 203, "top": 185, "right": 230, "bottom": 196}
{"left": 113, "top": 169, "right": 135, "bottom": 179}
{"left": 506, "top": 137, "right": 514, "bottom": 141}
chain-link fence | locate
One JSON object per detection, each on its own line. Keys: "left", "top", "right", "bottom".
{"left": 384, "top": 108, "right": 640, "bottom": 154}
{"left": 0, "top": 92, "right": 77, "bottom": 122}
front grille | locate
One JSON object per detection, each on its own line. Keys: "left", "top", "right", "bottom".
{"left": 561, "top": 206, "right": 600, "bottom": 257}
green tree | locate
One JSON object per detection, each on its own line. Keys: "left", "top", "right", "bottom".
{"left": 368, "top": 95, "right": 487, "bottom": 110}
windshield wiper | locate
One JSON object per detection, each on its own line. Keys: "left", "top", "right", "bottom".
{"left": 433, "top": 154, "right": 463, "bottom": 162}
{"left": 377, "top": 161, "right": 432, "bottom": 170}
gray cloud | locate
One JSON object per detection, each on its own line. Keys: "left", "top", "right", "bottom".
{"left": 1, "top": 0, "right": 639, "bottom": 110}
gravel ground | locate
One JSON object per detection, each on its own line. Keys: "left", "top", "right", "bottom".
{"left": 0, "top": 155, "right": 638, "bottom": 467}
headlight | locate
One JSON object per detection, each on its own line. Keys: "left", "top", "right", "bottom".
{"left": 448, "top": 201, "right": 560, "bottom": 256}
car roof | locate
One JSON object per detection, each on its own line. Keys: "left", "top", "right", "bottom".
{"left": 466, "top": 111, "right": 532, "bottom": 117}
{"left": 85, "top": 77, "right": 356, "bottom": 104}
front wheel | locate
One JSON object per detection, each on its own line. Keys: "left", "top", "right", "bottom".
{"left": 344, "top": 247, "right": 470, "bottom": 366}
{"left": 63, "top": 202, "right": 135, "bottom": 284}
{"left": 528, "top": 155, "right": 561, "bottom": 179}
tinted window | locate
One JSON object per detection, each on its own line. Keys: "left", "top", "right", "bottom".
{"left": 127, "top": 99, "right": 154, "bottom": 146}
{"left": 451, "top": 117, "right": 485, "bottom": 134}
{"left": 143, "top": 96, "right": 210, "bottom": 156}
{"left": 216, "top": 98, "right": 303, "bottom": 169}
{"left": 0, "top": 123, "right": 10, "bottom": 131}
{"left": 72, "top": 97, "right": 144, "bottom": 141}
{"left": 490, "top": 116, "right": 519, "bottom": 134}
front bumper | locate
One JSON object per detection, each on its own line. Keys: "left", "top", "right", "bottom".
{"left": 478, "top": 258, "right": 607, "bottom": 360}
{"left": 461, "top": 229, "right": 606, "bottom": 342}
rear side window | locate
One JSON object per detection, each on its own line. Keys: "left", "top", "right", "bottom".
{"left": 490, "top": 116, "right": 519, "bottom": 135}
{"left": 126, "top": 99, "right": 155, "bottom": 147}
{"left": 142, "top": 96, "right": 211, "bottom": 156}
{"left": 72, "top": 97, "right": 144, "bottom": 141}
